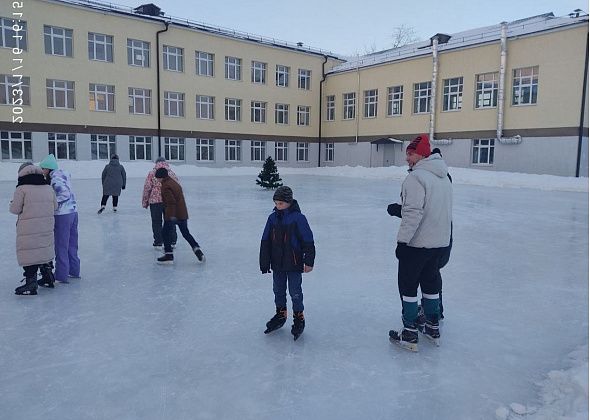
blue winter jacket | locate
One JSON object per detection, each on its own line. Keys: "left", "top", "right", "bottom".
{"left": 259, "top": 200, "right": 315, "bottom": 273}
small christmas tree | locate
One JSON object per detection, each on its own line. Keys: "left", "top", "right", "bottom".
{"left": 256, "top": 156, "right": 283, "bottom": 189}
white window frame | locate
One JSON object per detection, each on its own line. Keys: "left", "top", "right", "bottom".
{"left": 343, "top": 92, "right": 356, "bottom": 120}
{"left": 44, "top": 25, "right": 73, "bottom": 57}
{"left": 225, "top": 98, "right": 241, "bottom": 121}
{"left": 296, "top": 142, "right": 309, "bottom": 162}
{"left": 298, "top": 69, "right": 311, "bottom": 90}
{"left": 46, "top": 79, "right": 75, "bottom": 109}
{"left": 128, "top": 87, "right": 151, "bottom": 114}
{"left": 250, "top": 141, "right": 266, "bottom": 161}
{"left": 1, "top": 131, "right": 32, "bottom": 160}
{"left": 196, "top": 95, "right": 215, "bottom": 119}
{"left": 326, "top": 95, "right": 335, "bottom": 121}
{"left": 129, "top": 136, "right": 152, "bottom": 161}
{"left": 413, "top": 81, "right": 431, "bottom": 114}
{"left": 89, "top": 83, "right": 115, "bottom": 112}
{"left": 475, "top": 72, "right": 498, "bottom": 109}
{"left": 364, "top": 89, "right": 378, "bottom": 118}
{"left": 275, "top": 103, "right": 289, "bottom": 125}
{"left": 472, "top": 139, "right": 495, "bottom": 165}
{"left": 163, "top": 45, "right": 183, "bottom": 72}
{"left": 164, "top": 137, "right": 185, "bottom": 162}
{"left": 225, "top": 56, "right": 241, "bottom": 81}
{"left": 127, "top": 38, "right": 150, "bottom": 67}
{"left": 1, "top": 75, "right": 30, "bottom": 106}
{"left": 251, "top": 101, "right": 266, "bottom": 123}
{"left": 512, "top": 66, "right": 539, "bottom": 106}
{"left": 276, "top": 65, "right": 289, "bottom": 87}
{"left": 196, "top": 51, "right": 214, "bottom": 76}
{"left": 324, "top": 142, "right": 334, "bottom": 162}
{"left": 196, "top": 139, "right": 215, "bottom": 161}
{"left": 90, "top": 134, "right": 116, "bottom": 160}
{"left": 224, "top": 139, "right": 241, "bottom": 161}
{"left": 48, "top": 133, "right": 76, "bottom": 160}
{"left": 164, "top": 91, "right": 185, "bottom": 117}
{"left": 1, "top": 17, "right": 27, "bottom": 50}
{"left": 251, "top": 61, "right": 267, "bottom": 84}
{"left": 297, "top": 105, "right": 310, "bottom": 126}
{"left": 88, "top": 32, "right": 113, "bottom": 62}
{"left": 387, "top": 85, "right": 403, "bottom": 116}
{"left": 275, "top": 142, "right": 288, "bottom": 162}
{"left": 442, "top": 77, "right": 463, "bottom": 111}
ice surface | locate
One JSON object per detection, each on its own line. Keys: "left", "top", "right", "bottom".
{"left": 0, "top": 171, "right": 587, "bottom": 420}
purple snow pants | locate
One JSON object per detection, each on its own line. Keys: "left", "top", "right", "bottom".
{"left": 54, "top": 212, "right": 80, "bottom": 281}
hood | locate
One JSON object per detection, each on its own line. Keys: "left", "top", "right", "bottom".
{"left": 18, "top": 164, "right": 43, "bottom": 178}
{"left": 413, "top": 154, "right": 448, "bottom": 178}
{"left": 274, "top": 199, "right": 301, "bottom": 214}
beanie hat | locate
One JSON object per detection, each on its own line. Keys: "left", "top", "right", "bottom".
{"left": 406, "top": 134, "right": 431, "bottom": 157}
{"left": 155, "top": 167, "right": 168, "bottom": 179}
{"left": 39, "top": 154, "right": 58, "bottom": 170}
{"left": 111, "top": 154, "right": 119, "bottom": 160}
{"left": 18, "top": 162, "right": 34, "bottom": 173}
{"left": 273, "top": 186, "right": 293, "bottom": 203}
{"left": 432, "top": 148, "right": 442, "bottom": 156}
{"left": 155, "top": 156, "right": 166, "bottom": 163}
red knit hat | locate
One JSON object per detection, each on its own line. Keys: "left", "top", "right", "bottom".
{"left": 406, "top": 134, "right": 431, "bottom": 157}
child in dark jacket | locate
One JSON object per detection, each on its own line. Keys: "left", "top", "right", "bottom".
{"left": 259, "top": 186, "right": 315, "bottom": 340}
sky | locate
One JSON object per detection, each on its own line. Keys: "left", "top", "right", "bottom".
{"left": 109, "top": 0, "right": 587, "bottom": 55}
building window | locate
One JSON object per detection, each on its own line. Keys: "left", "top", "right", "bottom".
{"left": 46, "top": 79, "right": 75, "bottom": 109}
{"left": 1, "top": 131, "right": 32, "bottom": 160}
{"left": 196, "top": 95, "right": 215, "bottom": 119}
{"left": 387, "top": 85, "right": 403, "bottom": 116}
{"left": 275, "top": 142, "right": 288, "bottom": 161}
{"left": 442, "top": 77, "right": 463, "bottom": 111}
{"left": 88, "top": 32, "right": 113, "bottom": 62}
{"left": 196, "top": 51, "right": 214, "bottom": 76}
{"left": 225, "top": 140, "right": 241, "bottom": 161}
{"left": 225, "top": 98, "right": 241, "bottom": 121}
{"left": 225, "top": 56, "right": 241, "bottom": 80}
{"left": 164, "top": 138, "right": 185, "bottom": 161}
{"left": 250, "top": 141, "right": 266, "bottom": 161}
{"left": 326, "top": 95, "right": 335, "bottom": 121}
{"left": 1, "top": 17, "right": 27, "bottom": 50}
{"left": 324, "top": 142, "right": 334, "bottom": 162}
{"left": 413, "top": 81, "right": 431, "bottom": 114}
{"left": 196, "top": 139, "right": 215, "bottom": 161}
{"left": 275, "top": 103, "right": 289, "bottom": 124}
{"left": 251, "top": 61, "right": 267, "bottom": 84}
{"left": 129, "top": 136, "right": 152, "bottom": 160}
{"left": 44, "top": 25, "right": 73, "bottom": 57}
{"left": 364, "top": 89, "right": 378, "bottom": 118}
{"left": 251, "top": 101, "right": 266, "bottom": 123}
{"left": 512, "top": 66, "right": 538, "bottom": 105}
{"left": 298, "top": 69, "right": 311, "bottom": 90}
{"left": 472, "top": 139, "right": 494, "bottom": 165}
{"left": 343, "top": 92, "right": 356, "bottom": 119}
{"left": 128, "top": 87, "right": 151, "bottom": 114}
{"left": 48, "top": 133, "right": 76, "bottom": 160}
{"left": 276, "top": 65, "right": 289, "bottom": 87}
{"left": 164, "top": 91, "right": 185, "bottom": 117}
{"left": 90, "top": 134, "right": 116, "bottom": 160}
{"left": 127, "top": 38, "right": 150, "bottom": 67}
{"left": 1, "top": 75, "right": 30, "bottom": 106}
{"left": 296, "top": 142, "right": 309, "bottom": 162}
{"left": 297, "top": 105, "right": 310, "bottom": 126}
{"left": 475, "top": 72, "right": 498, "bottom": 109}
{"left": 89, "top": 83, "right": 115, "bottom": 112}
{"left": 163, "top": 45, "right": 183, "bottom": 72}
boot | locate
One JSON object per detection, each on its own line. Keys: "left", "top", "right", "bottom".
{"left": 15, "top": 277, "right": 38, "bottom": 296}
{"left": 389, "top": 326, "right": 418, "bottom": 352}
{"left": 97, "top": 206, "right": 105, "bottom": 214}
{"left": 157, "top": 253, "right": 174, "bottom": 265}
{"left": 113, "top": 207, "right": 117, "bottom": 212}
{"left": 291, "top": 311, "right": 305, "bottom": 341}
{"left": 37, "top": 263, "right": 55, "bottom": 288}
{"left": 193, "top": 247, "right": 205, "bottom": 263}
{"left": 264, "top": 307, "right": 287, "bottom": 334}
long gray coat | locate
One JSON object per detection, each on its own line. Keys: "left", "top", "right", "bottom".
{"left": 9, "top": 165, "right": 58, "bottom": 267}
{"left": 101, "top": 158, "right": 126, "bottom": 196}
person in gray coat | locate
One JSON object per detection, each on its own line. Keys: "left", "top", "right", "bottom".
{"left": 98, "top": 154, "right": 126, "bottom": 214}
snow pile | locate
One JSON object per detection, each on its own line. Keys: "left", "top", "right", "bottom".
{"left": 0, "top": 161, "right": 587, "bottom": 192}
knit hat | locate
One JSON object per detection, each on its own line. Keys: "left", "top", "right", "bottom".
{"left": 273, "top": 186, "right": 293, "bottom": 203}
{"left": 18, "top": 162, "right": 34, "bottom": 173}
{"left": 406, "top": 134, "right": 431, "bottom": 157}
{"left": 155, "top": 168, "right": 168, "bottom": 179}
{"left": 39, "top": 154, "right": 58, "bottom": 170}
{"left": 155, "top": 156, "right": 166, "bottom": 163}
{"left": 111, "top": 154, "right": 119, "bottom": 160}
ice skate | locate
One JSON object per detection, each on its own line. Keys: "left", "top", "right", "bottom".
{"left": 157, "top": 253, "right": 174, "bottom": 265}
{"left": 264, "top": 307, "right": 287, "bottom": 334}
{"left": 389, "top": 327, "right": 418, "bottom": 352}
{"left": 15, "top": 277, "right": 38, "bottom": 296}
{"left": 97, "top": 206, "right": 105, "bottom": 214}
{"left": 193, "top": 247, "right": 205, "bottom": 263}
{"left": 291, "top": 311, "right": 305, "bottom": 341}
{"left": 37, "top": 263, "right": 55, "bottom": 288}
{"left": 421, "top": 320, "right": 440, "bottom": 346}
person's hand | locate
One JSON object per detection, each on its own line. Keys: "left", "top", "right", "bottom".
{"left": 303, "top": 265, "right": 313, "bottom": 273}
{"left": 122, "top": 186, "right": 126, "bottom": 190}
{"left": 169, "top": 216, "right": 178, "bottom": 223}
{"left": 261, "top": 267, "right": 271, "bottom": 274}
{"left": 395, "top": 242, "right": 407, "bottom": 259}
{"left": 142, "top": 203, "right": 148, "bottom": 209}
{"left": 387, "top": 203, "right": 402, "bottom": 217}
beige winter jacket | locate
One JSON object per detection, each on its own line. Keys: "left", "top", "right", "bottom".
{"left": 9, "top": 165, "right": 57, "bottom": 267}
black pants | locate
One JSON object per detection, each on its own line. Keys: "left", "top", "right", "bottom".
{"left": 149, "top": 203, "right": 177, "bottom": 245}
{"left": 397, "top": 247, "right": 444, "bottom": 298}
{"left": 163, "top": 219, "right": 199, "bottom": 253}
{"left": 101, "top": 195, "right": 119, "bottom": 207}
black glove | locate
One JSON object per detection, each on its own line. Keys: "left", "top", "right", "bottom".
{"left": 261, "top": 268, "right": 271, "bottom": 274}
{"left": 122, "top": 186, "right": 126, "bottom": 190}
{"left": 387, "top": 203, "right": 402, "bottom": 218}
{"left": 395, "top": 242, "right": 407, "bottom": 259}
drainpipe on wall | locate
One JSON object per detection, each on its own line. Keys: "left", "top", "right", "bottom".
{"left": 355, "top": 56, "right": 360, "bottom": 143}
{"left": 497, "top": 22, "right": 508, "bottom": 141}
{"left": 318, "top": 55, "right": 328, "bottom": 167}
{"left": 576, "top": 34, "right": 589, "bottom": 177}
{"left": 429, "top": 37, "right": 439, "bottom": 142}
{"left": 156, "top": 22, "right": 169, "bottom": 158}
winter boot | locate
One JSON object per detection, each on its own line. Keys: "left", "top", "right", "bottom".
{"left": 389, "top": 326, "right": 419, "bottom": 352}
{"left": 193, "top": 247, "right": 205, "bottom": 263}
{"left": 157, "top": 253, "right": 174, "bottom": 265}
{"left": 97, "top": 206, "right": 105, "bottom": 214}
{"left": 15, "top": 277, "right": 38, "bottom": 296}
{"left": 37, "top": 263, "right": 55, "bottom": 288}
{"left": 422, "top": 320, "right": 440, "bottom": 346}
{"left": 291, "top": 311, "right": 305, "bottom": 341}
{"left": 264, "top": 307, "right": 287, "bottom": 334}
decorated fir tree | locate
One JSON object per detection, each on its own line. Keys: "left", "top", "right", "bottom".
{"left": 256, "top": 156, "right": 283, "bottom": 189}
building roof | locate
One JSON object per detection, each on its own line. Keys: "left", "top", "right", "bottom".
{"left": 330, "top": 12, "right": 589, "bottom": 73}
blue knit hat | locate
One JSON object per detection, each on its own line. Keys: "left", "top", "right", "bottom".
{"left": 39, "top": 154, "right": 58, "bottom": 170}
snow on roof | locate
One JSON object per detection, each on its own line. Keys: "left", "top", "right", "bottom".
{"left": 331, "top": 13, "right": 589, "bottom": 73}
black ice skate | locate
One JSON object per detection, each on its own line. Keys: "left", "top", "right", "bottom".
{"left": 193, "top": 247, "right": 205, "bottom": 263}
{"left": 264, "top": 307, "right": 287, "bottom": 334}
{"left": 291, "top": 311, "right": 305, "bottom": 341}
{"left": 37, "top": 263, "right": 55, "bottom": 288}
{"left": 157, "top": 253, "right": 174, "bottom": 265}
{"left": 421, "top": 320, "right": 440, "bottom": 346}
{"left": 389, "top": 327, "right": 418, "bottom": 352}
{"left": 15, "top": 277, "right": 38, "bottom": 296}
{"left": 97, "top": 206, "right": 105, "bottom": 214}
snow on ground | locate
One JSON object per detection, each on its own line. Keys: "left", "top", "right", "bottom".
{"left": 0, "top": 161, "right": 587, "bottom": 419}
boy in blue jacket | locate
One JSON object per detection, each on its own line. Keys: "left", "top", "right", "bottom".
{"left": 260, "top": 186, "right": 315, "bottom": 340}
